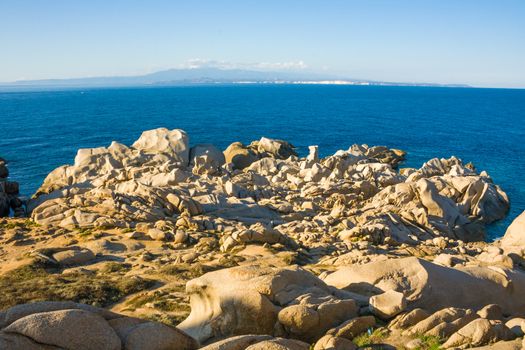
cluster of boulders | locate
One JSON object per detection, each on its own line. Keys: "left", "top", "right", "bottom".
{"left": 0, "top": 301, "right": 197, "bottom": 350}
{"left": 174, "top": 254, "right": 525, "bottom": 349}
{"left": 2, "top": 128, "right": 524, "bottom": 349}
{"left": 28, "top": 128, "right": 508, "bottom": 251}
{"left": 0, "top": 157, "right": 23, "bottom": 217}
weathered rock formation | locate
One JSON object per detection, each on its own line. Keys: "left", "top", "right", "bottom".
{"left": 177, "top": 256, "right": 525, "bottom": 347}
{"left": 28, "top": 128, "right": 508, "bottom": 250}
{"left": 322, "top": 256, "right": 525, "bottom": 315}
{"left": 178, "top": 265, "right": 358, "bottom": 344}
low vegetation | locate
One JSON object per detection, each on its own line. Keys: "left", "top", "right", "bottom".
{"left": 415, "top": 335, "right": 442, "bottom": 350}
{"left": 353, "top": 327, "right": 389, "bottom": 347}
{"left": 0, "top": 261, "right": 155, "bottom": 310}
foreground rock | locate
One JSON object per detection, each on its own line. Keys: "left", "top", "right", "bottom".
{"left": 178, "top": 265, "right": 358, "bottom": 344}
{"left": 0, "top": 301, "right": 197, "bottom": 350}
{"left": 323, "top": 256, "right": 525, "bottom": 315}
{"left": 175, "top": 254, "right": 525, "bottom": 347}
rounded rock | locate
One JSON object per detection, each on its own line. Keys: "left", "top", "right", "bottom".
{"left": 369, "top": 290, "right": 407, "bottom": 319}
{"left": 278, "top": 305, "right": 320, "bottom": 333}
{"left": 4, "top": 309, "right": 121, "bottom": 350}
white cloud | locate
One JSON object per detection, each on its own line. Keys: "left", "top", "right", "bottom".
{"left": 251, "top": 61, "right": 308, "bottom": 70}
{"left": 180, "top": 59, "right": 308, "bottom": 71}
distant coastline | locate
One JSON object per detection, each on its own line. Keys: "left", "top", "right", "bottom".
{"left": 0, "top": 67, "right": 471, "bottom": 89}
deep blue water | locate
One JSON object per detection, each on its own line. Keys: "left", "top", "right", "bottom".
{"left": 0, "top": 85, "right": 524, "bottom": 239}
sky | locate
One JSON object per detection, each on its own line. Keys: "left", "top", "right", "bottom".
{"left": 1, "top": 0, "right": 524, "bottom": 87}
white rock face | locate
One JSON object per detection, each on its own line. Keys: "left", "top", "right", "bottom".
{"left": 27, "top": 129, "right": 511, "bottom": 255}
{"left": 501, "top": 210, "right": 525, "bottom": 251}
{"left": 189, "top": 144, "right": 225, "bottom": 175}
{"left": 323, "top": 257, "right": 525, "bottom": 315}
{"left": 132, "top": 128, "right": 190, "bottom": 165}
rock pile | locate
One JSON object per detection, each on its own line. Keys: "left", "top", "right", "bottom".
{"left": 1, "top": 128, "right": 524, "bottom": 349}
{"left": 28, "top": 128, "right": 507, "bottom": 250}
{"left": 0, "top": 157, "right": 23, "bottom": 217}
{"left": 177, "top": 255, "right": 525, "bottom": 348}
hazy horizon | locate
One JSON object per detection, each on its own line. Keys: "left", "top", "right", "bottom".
{"left": 2, "top": 0, "right": 524, "bottom": 88}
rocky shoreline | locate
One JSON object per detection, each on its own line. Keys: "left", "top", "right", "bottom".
{"left": 0, "top": 157, "right": 24, "bottom": 218}
{"left": 0, "top": 128, "right": 524, "bottom": 349}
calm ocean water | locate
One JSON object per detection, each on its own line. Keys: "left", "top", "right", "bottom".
{"left": 0, "top": 85, "right": 523, "bottom": 239}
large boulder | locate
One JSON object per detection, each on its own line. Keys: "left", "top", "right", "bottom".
{"left": 178, "top": 265, "right": 358, "bottom": 344}
{"left": 3, "top": 309, "right": 121, "bottom": 350}
{"left": 0, "top": 302, "right": 198, "bottom": 350}
{"left": 323, "top": 257, "right": 525, "bottom": 315}
{"left": 28, "top": 128, "right": 203, "bottom": 228}
{"left": 326, "top": 316, "right": 376, "bottom": 339}
{"left": 501, "top": 211, "right": 525, "bottom": 252}
{"left": 223, "top": 142, "right": 259, "bottom": 170}
{"left": 132, "top": 128, "right": 189, "bottom": 165}
{"left": 254, "top": 137, "right": 297, "bottom": 159}
{"left": 189, "top": 144, "right": 225, "bottom": 175}
{"left": 0, "top": 301, "right": 119, "bottom": 328}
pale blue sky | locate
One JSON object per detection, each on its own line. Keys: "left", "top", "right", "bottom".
{"left": 1, "top": 0, "right": 524, "bottom": 87}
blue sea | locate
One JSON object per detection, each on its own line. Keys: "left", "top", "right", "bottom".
{"left": 0, "top": 85, "right": 524, "bottom": 239}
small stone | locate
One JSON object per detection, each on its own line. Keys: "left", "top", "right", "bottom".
{"left": 52, "top": 249, "right": 96, "bottom": 266}
{"left": 181, "top": 252, "right": 198, "bottom": 263}
{"left": 126, "top": 231, "right": 142, "bottom": 239}
{"left": 174, "top": 230, "right": 188, "bottom": 244}
{"left": 477, "top": 304, "right": 503, "bottom": 320}
{"left": 148, "top": 228, "right": 170, "bottom": 241}
{"left": 141, "top": 252, "right": 154, "bottom": 262}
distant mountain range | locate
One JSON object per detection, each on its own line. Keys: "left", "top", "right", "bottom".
{"left": 0, "top": 68, "right": 470, "bottom": 88}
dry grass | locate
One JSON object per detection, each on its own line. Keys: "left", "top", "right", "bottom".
{"left": 0, "top": 262, "right": 155, "bottom": 310}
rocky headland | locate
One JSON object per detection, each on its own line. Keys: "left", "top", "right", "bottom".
{"left": 0, "top": 128, "right": 524, "bottom": 350}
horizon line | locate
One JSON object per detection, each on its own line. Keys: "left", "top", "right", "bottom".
{"left": 1, "top": 67, "right": 524, "bottom": 90}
